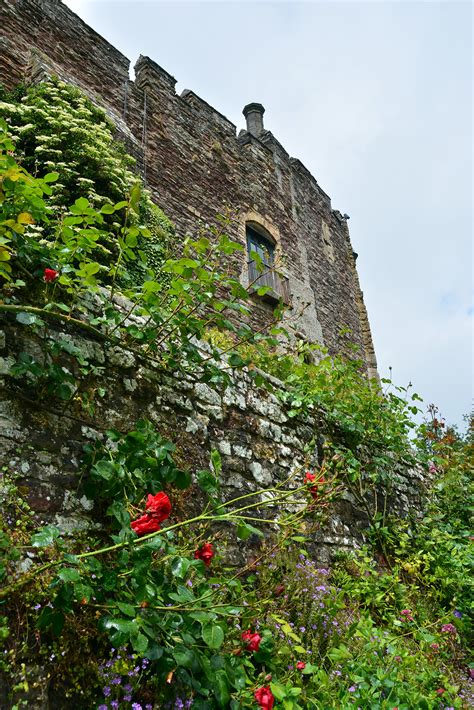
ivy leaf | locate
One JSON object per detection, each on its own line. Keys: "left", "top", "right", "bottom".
{"left": 16, "top": 312, "right": 38, "bottom": 326}
{"left": 31, "top": 525, "right": 61, "bottom": 547}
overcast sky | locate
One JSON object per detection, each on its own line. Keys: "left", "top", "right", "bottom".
{"left": 64, "top": 0, "right": 472, "bottom": 430}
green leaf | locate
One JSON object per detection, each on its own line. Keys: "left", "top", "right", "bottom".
{"left": 57, "top": 568, "right": 81, "bottom": 583}
{"left": 197, "top": 469, "right": 219, "bottom": 496}
{"left": 210, "top": 449, "right": 222, "bottom": 476}
{"left": 102, "top": 617, "right": 137, "bottom": 635}
{"left": 100, "top": 203, "right": 116, "bottom": 214}
{"left": 270, "top": 682, "right": 288, "bottom": 701}
{"left": 170, "top": 557, "right": 191, "bottom": 579}
{"left": 202, "top": 623, "right": 224, "bottom": 649}
{"left": 16, "top": 312, "right": 38, "bottom": 326}
{"left": 174, "top": 469, "right": 192, "bottom": 489}
{"left": 75, "top": 196, "right": 89, "bottom": 210}
{"left": 92, "top": 460, "right": 116, "bottom": 481}
{"left": 36, "top": 607, "right": 65, "bottom": 635}
{"left": 173, "top": 645, "right": 197, "bottom": 669}
{"left": 236, "top": 521, "right": 263, "bottom": 540}
{"left": 43, "top": 171, "right": 59, "bottom": 183}
{"left": 132, "top": 632, "right": 149, "bottom": 653}
{"left": 31, "top": 525, "right": 61, "bottom": 547}
{"left": 214, "top": 670, "right": 230, "bottom": 707}
{"left": 116, "top": 602, "right": 136, "bottom": 618}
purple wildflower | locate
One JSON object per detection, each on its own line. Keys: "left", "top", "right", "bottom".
{"left": 441, "top": 623, "right": 457, "bottom": 634}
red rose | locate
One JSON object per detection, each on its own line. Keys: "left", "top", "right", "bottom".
{"left": 304, "top": 471, "right": 325, "bottom": 499}
{"left": 145, "top": 492, "right": 172, "bottom": 522}
{"left": 194, "top": 542, "right": 214, "bottom": 567}
{"left": 241, "top": 630, "right": 262, "bottom": 652}
{"left": 254, "top": 686, "right": 274, "bottom": 710}
{"left": 296, "top": 661, "right": 306, "bottom": 670}
{"left": 43, "top": 268, "right": 58, "bottom": 282}
{"left": 131, "top": 491, "right": 171, "bottom": 536}
{"left": 130, "top": 514, "right": 161, "bottom": 536}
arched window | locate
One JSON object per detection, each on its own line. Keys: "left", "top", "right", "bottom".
{"left": 246, "top": 224, "right": 275, "bottom": 269}
{"left": 246, "top": 223, "right": 289, "bottom": 303}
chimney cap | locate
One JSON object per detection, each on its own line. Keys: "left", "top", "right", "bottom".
{"left": 243, "top": 102, "right": 265, "bottom": 117}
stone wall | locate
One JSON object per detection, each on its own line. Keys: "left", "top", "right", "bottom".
{"left": 1, "top": 0, "right": 378, "bottom": 378}
{"left": 0, "top": 309, "right": 425, "bottom": 563}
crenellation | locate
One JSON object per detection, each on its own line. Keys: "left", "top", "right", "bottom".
{"left": 0, "top": 0, "right": 378, "bottom": 373}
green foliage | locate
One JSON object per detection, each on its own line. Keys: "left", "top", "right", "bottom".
{"left": 83, "top": 419, "right": 189, "bottom": 505}
{"left": 1, "top": 79, "right": 472, "bottom": 709}
{"left": 0, "top": 78, "right": 175, "bottom": 280}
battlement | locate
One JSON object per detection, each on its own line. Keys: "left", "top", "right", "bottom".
{"left": 0, "top": 0, "right": 377, "bottom": 378}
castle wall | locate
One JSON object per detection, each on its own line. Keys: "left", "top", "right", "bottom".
{"left": 0, "top": 316, "right": 423, "bottom": 565}
{"left": 1, "top": 0, "right": 378, "bottom": 373}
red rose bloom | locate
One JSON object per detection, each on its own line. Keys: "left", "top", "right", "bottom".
{"left": 131, "top": 491, "right": 171, "bottom": 536}
{"left": 254, "top": 686, "right": 274, "bottom": 710}
{"left": 296, "top": 661, "right": 306, "bottom": 670}
{"left": 194, "top": 542, "right": 214, "bottom": 567}
{"left": 43, "top": 268, "right": 58, "bottom": 282}
{"left": 304, "top": 471, "right": 325, "bottom": 499}
{"left": 130, "top": 514, "right": 161, "bottom": 536}
{"left": 145, "top": 491, "right": 172, "bottom": 521}
{"left": 241, "top": 630, "right": 262, "bottom": 652}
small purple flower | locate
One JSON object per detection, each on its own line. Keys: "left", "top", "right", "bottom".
{"left": 111, "top": 703, "right": 119, "bottom": 710}
{"left": 453, "top": 609, "right": 462, "bottom": 618}
{"left": 348, "top": 686, "right": 357, "bottom": 693}
{"left": 132, "top": 704, "right": 143, "bottom": 710}
{"left": 124, "top": 684, "right": 132, "bottom": 693}
{"left": 33, "top": 603, "right": 42, "bottom": 611}
{"left": 124, "top": 695, "right": 132, "bottom": 703}
{"left": 98, "top": 705, "right": 108, "bottom": 710}
{"left": 112, "top": 676, "right": 122, "bottom": 685}
{"left": 103, "top": 687, "right": 111, "bottom": 697}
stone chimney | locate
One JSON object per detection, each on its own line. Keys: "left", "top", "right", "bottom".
{"left": 243, "top": 103, "right": 265, "bottom": 137}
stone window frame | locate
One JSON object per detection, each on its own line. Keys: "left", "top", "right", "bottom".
{"left": 239, "top": 211, "right": 290, "bottom": 304}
